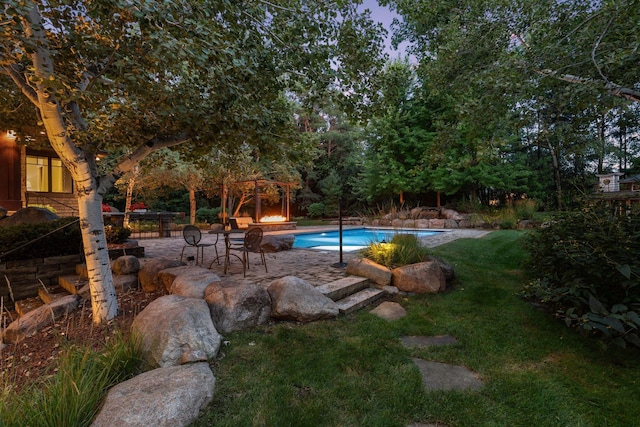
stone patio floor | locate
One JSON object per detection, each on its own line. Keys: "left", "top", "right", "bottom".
{"left": 137, "top": 226, "right": 491, "bottom": 288}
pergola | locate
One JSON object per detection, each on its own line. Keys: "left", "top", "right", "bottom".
{"left": 221, "top": 179, "right": 297, "bottom": 223}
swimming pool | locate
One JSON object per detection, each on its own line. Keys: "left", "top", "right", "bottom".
{"left": 292, "top": 228, "right": 441, "bottom": 251}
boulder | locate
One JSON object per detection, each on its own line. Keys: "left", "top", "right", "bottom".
{"left": 113, "top": 274, "right": 138, "bottom": 292}
{"left": 428, "top": 218, "right": 445, "bottom": 229}
{"left": 415, "top": 219, "right": 430, "bottom": 229}
{"left": 138, "top": 258, "right": 185, "bottom": 292}
{"left": 0, "top": 207, "right": 58, "bottom": 228}
{"left": 444, "top": 219, "right": 459, "bottom": 228}
{"left": 392, "top": 261, "right": 446, "bottom": 294}
{"left": 157, "top": 266, "right": 193, "bottom": 292}
{"left": 370, "top": 301, "right": 406, "bottom": 321}
{"left": 431, "top": 256, "right": 455, "bottom": 281}
{"left": 260, "top": 234, "right": 295, "bottom": 252}
{"left": 1, "top": 295, "right": 80, "bottom": 344}
{"left": 91, "top": 362, "right": 215, "bottom": 427}
{"left": 112, "top": 255, "right": 140, "bottom": 275}
{"left": 346, "top": 258, "right": 392, "bottom": 286}
{"left": 204, "top": 282, "right": 271, "bottom": 333}
{"left": 440, "top": 208, "right": 464, "bottom": 221}
{"left": 267, "top": 276, "right": 339, "bottom": 322}
{"left": 0, "top": 205, "right": 7, "bottom": 219}
{"left": 132, "top": 295, "right": 222, "bottom": 368}
{"left": 170, "top": 267, "right": 221, "bottom": 298}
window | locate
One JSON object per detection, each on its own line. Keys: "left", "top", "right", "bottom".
{"left": 26, "top": 155, "right": 73, "bottom": 193}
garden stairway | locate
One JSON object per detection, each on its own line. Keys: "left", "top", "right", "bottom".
{"left": 316, "top": 276, "right": 385, "bottom": 315}
{"left": 13, "top": 264, "right": 90, "bottom": 317}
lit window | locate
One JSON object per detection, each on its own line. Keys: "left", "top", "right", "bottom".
{"left": 26, "top": 155, "right": 73, "bottom": 193}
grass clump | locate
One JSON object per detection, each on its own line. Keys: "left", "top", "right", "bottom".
{"left": 360, "top": 233, "right": 430, "bottom": 268}
{"left": 1, "top": 332, "right": 142, "bottom": 427}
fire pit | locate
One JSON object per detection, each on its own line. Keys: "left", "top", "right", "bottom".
{"left": 250, "top": 215, "right": 297, "bottom": 231}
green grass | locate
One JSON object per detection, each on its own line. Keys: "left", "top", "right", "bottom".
{"left": 195, "top": 230, "right": 640, "bottom": 427}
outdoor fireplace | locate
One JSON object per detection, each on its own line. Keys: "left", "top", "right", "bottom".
{"left": 252, "top": 215, "right": 296, "bottom": 231}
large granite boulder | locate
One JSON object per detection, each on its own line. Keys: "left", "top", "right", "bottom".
{"left": 157, "top": 266, "right": 193, "bottom": 292}
{"left": 91, "top": 362, "right": 215, "bottom": 427}
{"left": 260, "top": 234, "right": 295, "bottom": 252}
{"left": 1, "top": 295, "right": 80, "bottom": 343}
{"left": 132, "top": 295, "right": 222, "bottom": 368}
{"left": 138, "top": 258, "right": 185, "bottom": 292}
{"left": 267, "top": 276, "right": 339, "bottom": 322}
{"left": 204, "top": 282, "right": 272, "bottom": 333}
{"left": 112, "top": 255, "right": 141, "bottom": 275}
{"left": 170, "top": 267, "right": 221, "bottom": 298}
{"left": 0, "top": 207, "right": 58, "bottom": 228}
{"left": 392, "top": 261, "right": 446, "bottom": 294}
{"left": 346, "top": 258, "right": 392, "bottom": 286}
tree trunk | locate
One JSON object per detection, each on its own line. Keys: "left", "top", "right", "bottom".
{"left": 189, "top": 187, "right": 197, "bottom": 225}
{"left": 22, "top": 3, "right": 117, "bottom": 323}
{"left": 548, "top": 142, "right": 563, "bottom": 211}
{"left": 124, "top": 164, "right": 140, "bottom": 228}
{"left": 77, "top": 191, "right": 119, "bottom": 322}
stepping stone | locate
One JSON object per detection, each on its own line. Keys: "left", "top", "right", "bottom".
{"left": 58, "top": 274, "right": 89, "bottom": 295}
{"left": 38, "top": 286, "right": 71, "bottom": 304}
{"left": 412, "top": 358, "right": 483, "bottom": 392}
{"left": 370, "top": 301, "right": 406, "bottom": 321}
{"left": 401, "top": 335, "right": 458, "bottom": 348}
{"left": 14, "top": 297, "right": 44, "bottom": 317}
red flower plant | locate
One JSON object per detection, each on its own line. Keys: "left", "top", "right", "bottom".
{"left": 129, "top": 202, "right": 147, "bottom": 211}
{"left": 101, "top": 203, "right": 112, "bottom": 212}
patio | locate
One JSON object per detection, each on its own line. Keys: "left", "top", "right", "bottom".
{"left": 138, "top": 227, "right": 491, "bottom": 288}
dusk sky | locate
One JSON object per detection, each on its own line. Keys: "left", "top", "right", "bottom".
{"left": 359, "top": 0, "right": 409, "bottom": 59}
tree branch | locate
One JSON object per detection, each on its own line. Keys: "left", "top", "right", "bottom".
{"left": 536, "top": 69, "right": 640, "bottom": 103}
{"left": 1, "top": 64, "right": 39, "bottom": 104}
{"left": 99, "top": 133, "right": 191, "bottom": 194}
{"left": 591, "top": 16, "right": 613, "bottom": 83}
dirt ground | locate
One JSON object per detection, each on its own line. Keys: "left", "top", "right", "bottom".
{"left": 1, "top": 288, "right": 164, "bottom": 392}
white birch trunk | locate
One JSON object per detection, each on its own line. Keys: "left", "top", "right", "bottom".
{"left": 189, "top": 187, "right": 197, "bottom": 225}
{"left": 77, "top": 192, "right": 119, "bottom": 322}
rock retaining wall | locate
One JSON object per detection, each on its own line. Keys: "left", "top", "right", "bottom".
{"left": 0, "top": 254, "right": 84, "bottom": 305}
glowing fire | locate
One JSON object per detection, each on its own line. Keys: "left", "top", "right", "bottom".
{"left": 260, "top": 215, "right": 287, "bottom": 223}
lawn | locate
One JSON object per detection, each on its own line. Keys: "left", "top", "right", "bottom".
{"left": 195, "top": 230, "right": 640, "bottom": 426}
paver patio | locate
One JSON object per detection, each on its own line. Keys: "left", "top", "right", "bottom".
{"left": 138, "top": 226, "right": 491, "bottom": 288}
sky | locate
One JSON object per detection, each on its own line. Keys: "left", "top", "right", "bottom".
{"left": 359, "top": 0, "right": 410, "bottom": 59}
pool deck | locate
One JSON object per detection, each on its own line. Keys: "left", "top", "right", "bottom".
{"left": 138, "top": 226, "right": 491, "bottom": 288}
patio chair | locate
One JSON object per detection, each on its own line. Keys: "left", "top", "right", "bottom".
{"left": 180, "top": 225, "right": 218, "bottom": 265}
{"left": 227, "top": 227, "right": 268, "bottom": 277}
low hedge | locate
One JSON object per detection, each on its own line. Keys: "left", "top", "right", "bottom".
{"left": 0, "top": 217, "right": 83, "bottom": 261}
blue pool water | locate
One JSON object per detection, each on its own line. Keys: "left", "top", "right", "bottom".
{"left": 293, "top": 228, "right": 441, "bottom": 251}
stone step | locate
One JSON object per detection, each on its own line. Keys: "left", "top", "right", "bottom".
{"left": 316, "top": 276, "right": 370, "bottom": 301}
{"left": 75, "top": 263, "right": 88, "bottom": 279}
{"left": 58, "top": 274, "right": 89, "bottom": 295}
{"left": 38, "top": 286, "right": 72, "bottom": 304}
{"left": 335, "top": 287, "right": 385, "bottom": 315}
{"left": 14, "top": 297, "right": 44, "bottom": 317}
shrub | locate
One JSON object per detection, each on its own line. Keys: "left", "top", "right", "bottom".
{"left": 514, "top": 199, "right": 538, "bottom": 220}
{"left": 0, "top": 217, "right": 82, "bottom": 261}
{"left": 104, "top": 225, "right": 131, "bottom": 244}
{"left": 196, "top": 207, "right": 221, "bottom": 224}
{"left": 361, "top": 233, "right": 430, "bottom": 269}
{"left": 307, "top": 202, "right": 326, "bottom": 218}
{"left": 521, "top": 201, "right": 640, "bottom": 348}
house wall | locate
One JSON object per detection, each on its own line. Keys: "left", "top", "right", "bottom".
{"left": 0, "top": 132, "right": 23, "bottom": 212}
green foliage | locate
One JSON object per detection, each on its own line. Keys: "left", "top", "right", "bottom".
{"left": 0, "top": 218, "right": 82, "bottom": 261}
{"left": 522, "top": 201, "right": 640, "bottom": 348}
{"left": 196, "top": 207, "right": 221, "bottom": 224}
{"left": 307, "top": 203, "right": 326, "bottom": 218}
{"left": 104, "top": 225, "right": 131, "bottom": 244}
{"left": 513, "top": 199, "right": 539, "bottom": 221}
{"left": 360, "top": 233, "right": 430, "bottom": 269}
{"left": 1, "top": 332, "right": 142, "bottom": 427}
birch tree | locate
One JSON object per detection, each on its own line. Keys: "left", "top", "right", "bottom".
{"left": 0, "top": 0, "right": 385, "bottom": 323}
